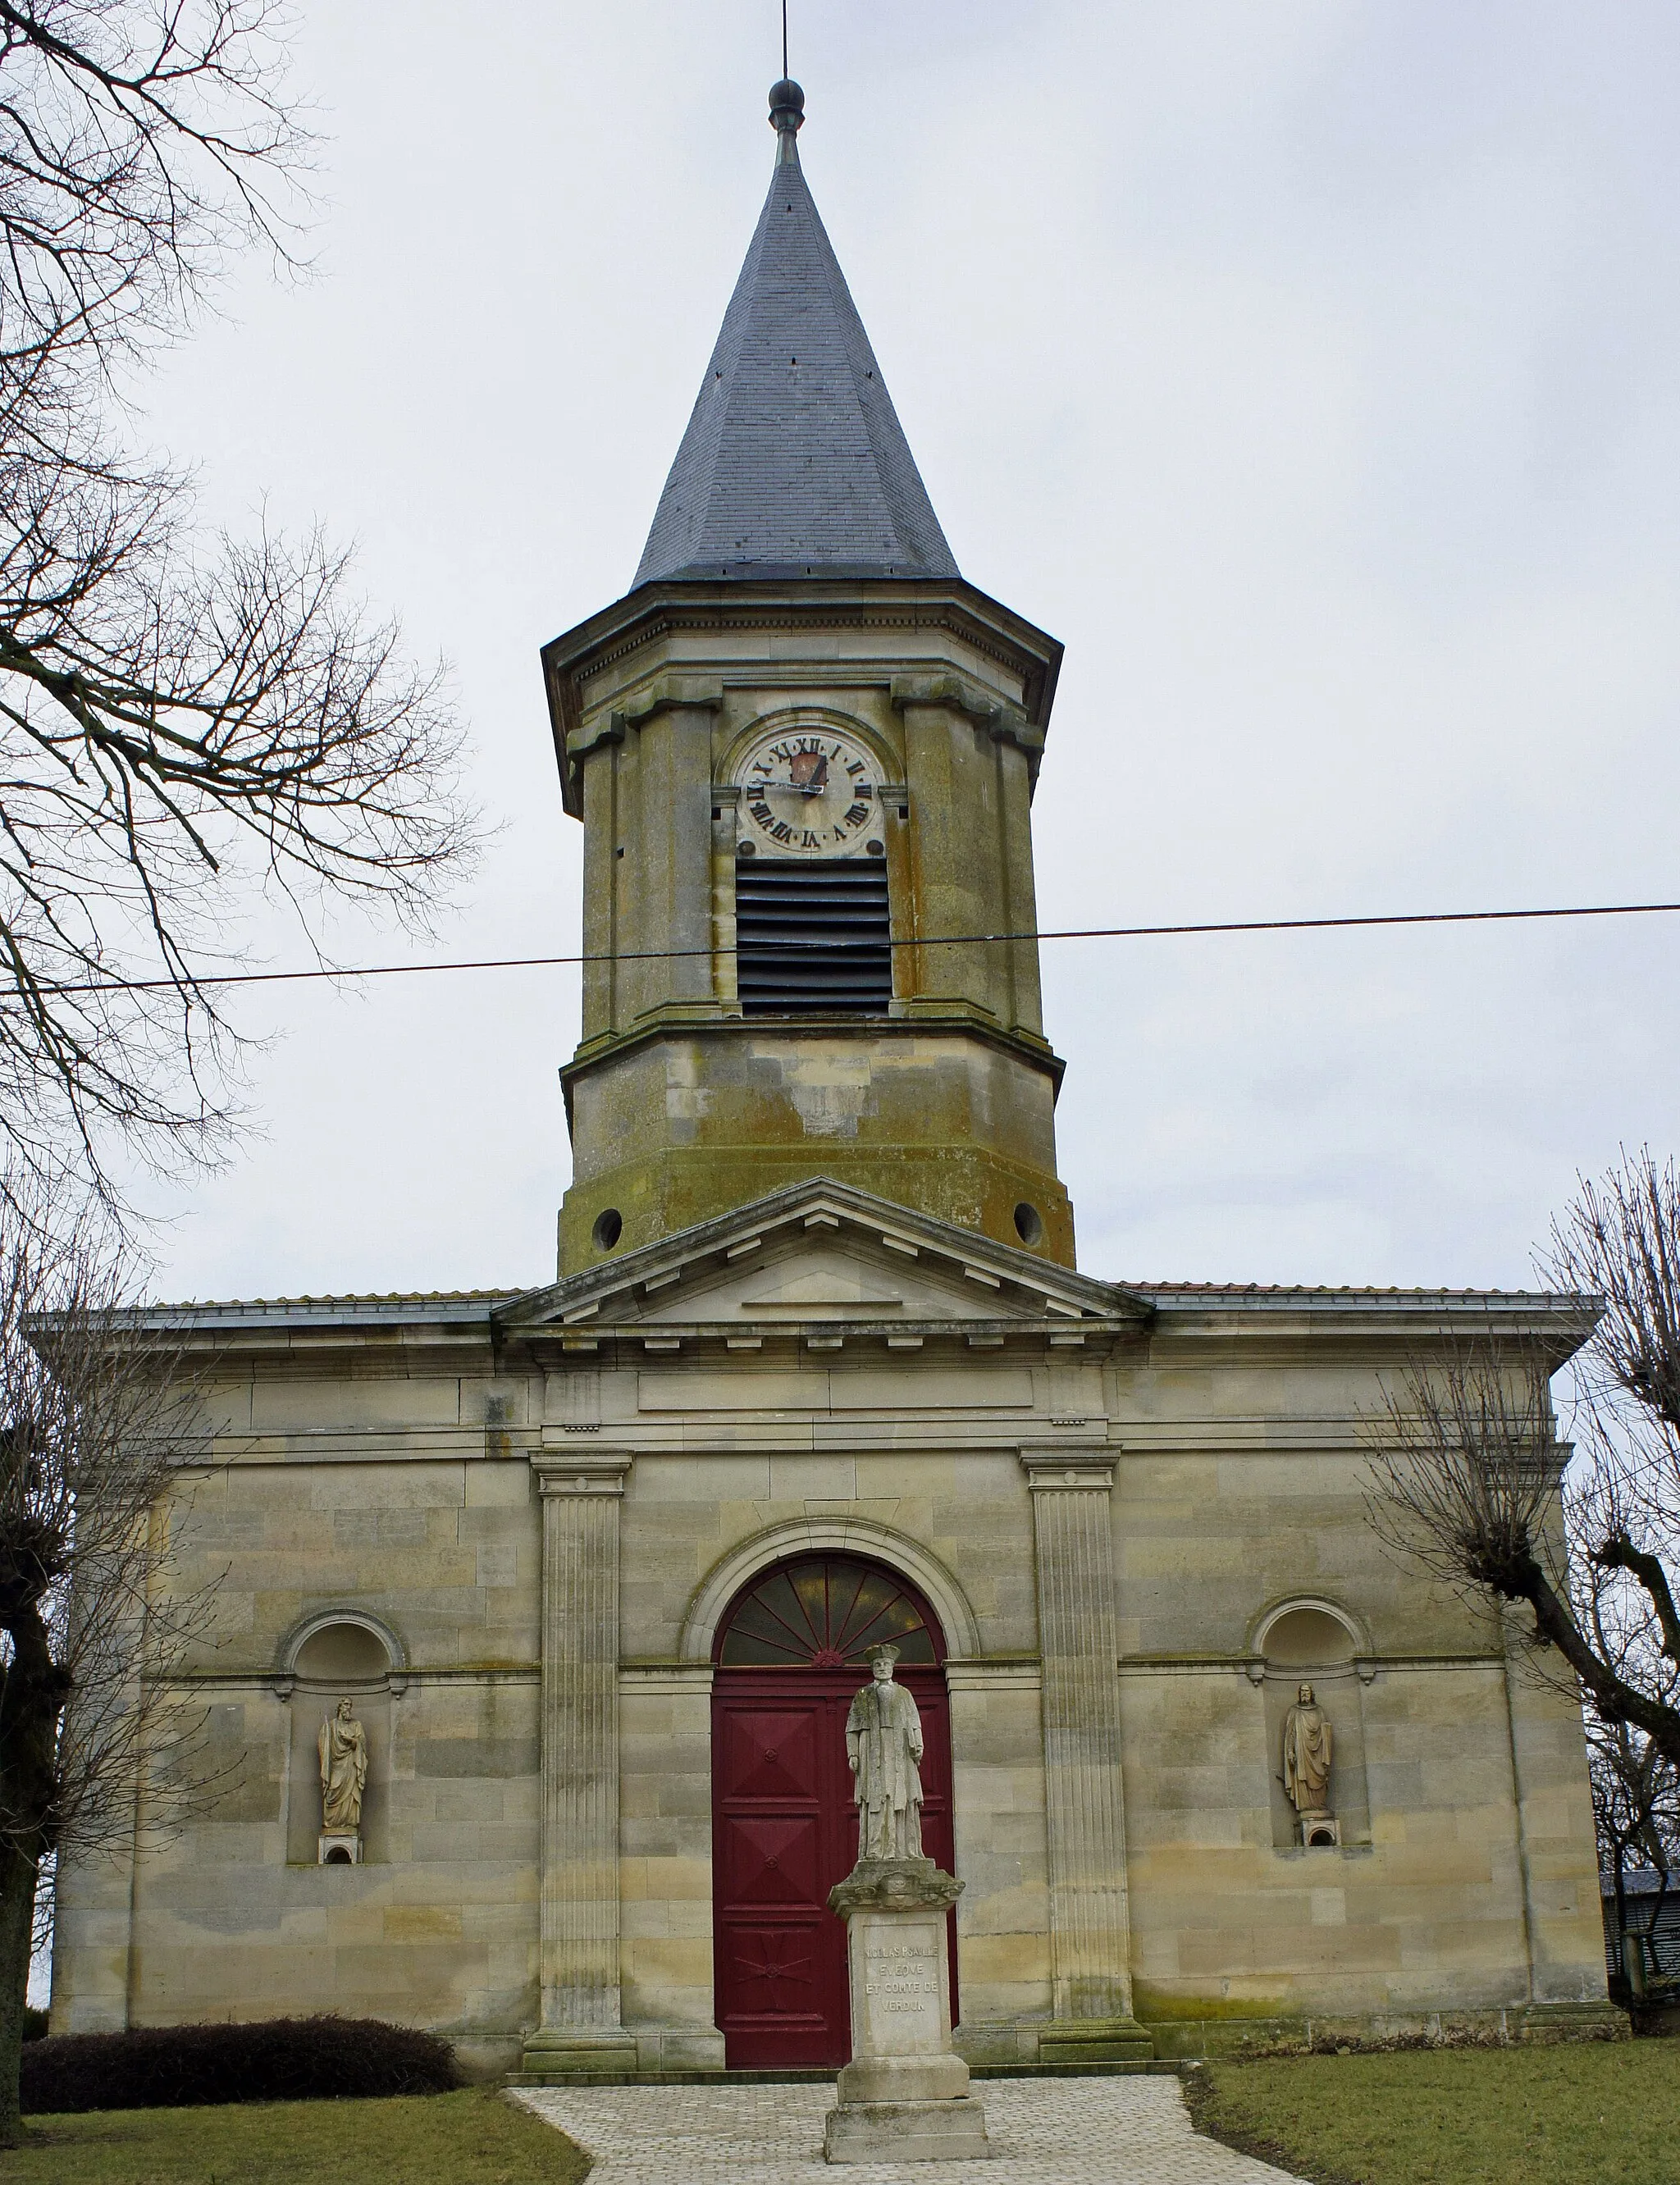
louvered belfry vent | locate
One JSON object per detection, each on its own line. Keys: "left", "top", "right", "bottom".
{"left": 735, "top": 857, "right": 892, "bottom": 1015}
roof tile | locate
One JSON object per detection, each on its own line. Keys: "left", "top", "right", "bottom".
{"left": 633, "top": 113, "right": 957, "bottom": 586}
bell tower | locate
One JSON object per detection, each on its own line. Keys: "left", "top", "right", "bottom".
{"left": 543, "top": 81, "right": 1072, "bottom": 1271}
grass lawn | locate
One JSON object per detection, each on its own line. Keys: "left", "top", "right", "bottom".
{"left": 1187, "top": 2042, "right": 1680, "bottom": 2185}
{"left": 0, "top": 2087, "right": 589, "bottom": 2185}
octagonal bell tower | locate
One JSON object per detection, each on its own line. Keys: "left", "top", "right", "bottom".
{"left": 544, "top": 81, "right": 1072, "bottom": 1273}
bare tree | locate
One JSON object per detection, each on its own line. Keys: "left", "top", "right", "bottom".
{"left": 1367, "top": 1150, "right": 1680, "bottom": 1779}
{"left": 1591, "top": 1716, "right": 1679, "bottom": 1999}
{"left": 0, "top": 1186, "right": 221, "bottom": 2145}
{"left": 0, "top": 3, "right": 475, "bottom": 1207}
{"left": 0, "top": 452, "right": 474, "bottom": 1195}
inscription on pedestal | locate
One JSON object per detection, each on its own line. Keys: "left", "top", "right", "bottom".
{"left": 865, "top": 1938, "right": 939, "bottom": 2011}
{"left": 824, "top": 1863, "right": 990, "bottom": 2163}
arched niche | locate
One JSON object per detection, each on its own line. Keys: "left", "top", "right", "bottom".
{"left": 1253, "top": 1597, "right": 1372, "bottom": 1852}
{"left": 273, "top": 1608, "right": 408, "bottom": 1699}
{"left": 273, "top": 1610, "right": 406, "bottom": 1866}
{"left": 1249, "top": 1596, "right": 1367, "bottom": 1667}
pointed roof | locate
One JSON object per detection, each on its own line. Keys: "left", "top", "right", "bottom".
{"left": 632, "top": 81, "right": 959, "bottom": 587}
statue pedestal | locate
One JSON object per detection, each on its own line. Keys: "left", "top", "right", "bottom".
{"left": 1298, "top": 1809, "right": 1340, "bottom": 1849}
{"left": 824, "top": 1859, "right": 990, "bottom": 2165}
{"left": 317, "top": 1831, "right": 361, "bottom": 1865}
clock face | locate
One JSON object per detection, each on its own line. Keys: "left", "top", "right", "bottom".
{"left": 736, "top": 729, "right": 885, "bottom": 860}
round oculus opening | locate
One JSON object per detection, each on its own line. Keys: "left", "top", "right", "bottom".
{"left": 592, "top": 1208, "right": 624, "bottom": 1252}
{"left": 1013, "top": 1202, "right": 1043, "bottom": 1248}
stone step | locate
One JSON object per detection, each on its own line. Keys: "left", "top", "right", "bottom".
{"left": 1036, "top": 2040, "right": 1157, "bottom": 2064}
{"left": 504, "top": 2059, "right": 1181, "bottom": 2089}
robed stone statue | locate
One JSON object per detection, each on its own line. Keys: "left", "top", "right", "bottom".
{"left": 319, "top": 1697, "right": 368, "bottom": 1833}
{"left": 846, "top": 1644, "right": 924, "bottom": 1860}
{"left": 1282, "top": 1681, "right": 1333, "bottom": 1817}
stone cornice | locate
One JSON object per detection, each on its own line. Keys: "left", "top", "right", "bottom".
{"left": 1135, "top": 1284, "right": 1596, "bottom": 1319}
{"left": 559, "top": 1000, "right": 1066, "bottom": 1103}
{"left": 541, "top": 577, "right": 1064, "bottom": 817}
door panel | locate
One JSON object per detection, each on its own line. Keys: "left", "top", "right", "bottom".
{"left": 717, "top": 1708, "right": 819, "bottom": 1800}
{"left": 712, "top": 1668, "right": 956, "bottom": 2068}
{"left": 724, "top": 1813, "right": 822, "bottom": 1904}
{"left": 723, "top": 1923, "right": 825, "bottom": 2023}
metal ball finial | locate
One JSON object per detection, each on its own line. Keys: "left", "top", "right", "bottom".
{"left": 769, "top": 78, "right": 805, "bottom": 135}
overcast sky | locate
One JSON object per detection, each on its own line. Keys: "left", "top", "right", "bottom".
{"left": 121, "top": 1, "right": 1680, "bottom": 1302}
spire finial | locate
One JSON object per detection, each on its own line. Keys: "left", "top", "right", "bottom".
{"left": 769, "top": 76, "right": 804, "bottom": 162}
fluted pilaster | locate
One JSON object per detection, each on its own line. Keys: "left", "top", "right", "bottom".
{"left": 527, "top": 1448, "right": 635, "bottom": 2071}
{"left": 1021, "top": 1451, "right": 1142, "bottom": 2044}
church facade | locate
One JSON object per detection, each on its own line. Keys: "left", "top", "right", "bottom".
{"left": 50, "top": 81, "right": 1617, "bottom": 2075}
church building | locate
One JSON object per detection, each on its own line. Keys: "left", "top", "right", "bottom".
{"left": 50, "top": 80, "right": 1617, "bottom": 2076}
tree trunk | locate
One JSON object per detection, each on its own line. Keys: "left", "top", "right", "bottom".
{"left": 0, "top": 1845, "right": 38, "bottom": 2146}
{"left": 1647, "top": 1869, "right": 1671, "bottom": 1987}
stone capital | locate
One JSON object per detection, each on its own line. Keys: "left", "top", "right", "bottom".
{"left": 828, "top": 1856, "right": 963, "bottom": 1918}
{"left": 532, "top": 1447, "right": 633, "bottom": 1495}
{"left": 1018, "top": 1449, "right": 1116, "bottom": 1493}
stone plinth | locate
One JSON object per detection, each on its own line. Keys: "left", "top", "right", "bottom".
{"left": 317, "top": 1832, "right": 360, "bottom": 1866}
{"left": 824, "top": 1859, "right": 990, "bottom": 2164}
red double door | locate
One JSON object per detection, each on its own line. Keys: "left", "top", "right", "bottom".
{"left": 711, "top": 1667, "right": 956, "bottom": 2067}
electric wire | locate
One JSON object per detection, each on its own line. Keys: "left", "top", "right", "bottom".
{"left": 48, "top": 894, "right": 1680, "bottom": 1001}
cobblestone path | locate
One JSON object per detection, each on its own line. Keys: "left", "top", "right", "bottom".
{"left": 512, "top": 2074, "right": 1308, "bottom": 2184}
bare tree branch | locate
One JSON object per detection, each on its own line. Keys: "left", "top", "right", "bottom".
{"left": 1366, "top": 1152, "right": 1680, "bottom": 1887}
{"left": 0, "top": 1178, "right": 225, "bottom": 2143}
{"left": 0, "top": 0, "right": 313, "bottom": 389}
{"left": 0, "top": 5, "right": 477, "bottom": 1211}
{"left": 1592, "top": 1534, "right": 1680, "bottom": 1667}
{"left": 1546, "top": 1148, "right": 1680, "bottom": 1438}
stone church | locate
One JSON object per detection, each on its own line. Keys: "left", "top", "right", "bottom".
{"left": 51, "top": 81, "right": 1616, "bottom": 2075}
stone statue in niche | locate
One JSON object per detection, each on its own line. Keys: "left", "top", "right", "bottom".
{"left": 846, "top": 1644, "right": 924, "bottom": 1860}
{"left": 317, "top": 1697, "right": 368, "bottom": 1863}
{"left": 1282, "top": 1681, "right": 1337, "bottom": 1845}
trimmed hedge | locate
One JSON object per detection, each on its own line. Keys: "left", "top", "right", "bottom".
{"left": 21, "top": 2015, "right": 461, "bottom": 2113}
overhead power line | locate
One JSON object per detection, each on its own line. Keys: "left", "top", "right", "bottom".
{"left": 47, "top": 894, "right": 1680, "bottom": 1001}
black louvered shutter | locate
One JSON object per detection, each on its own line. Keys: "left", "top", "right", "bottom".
{"left": 735, "top": 859, "right": 892, "bottom": 1015}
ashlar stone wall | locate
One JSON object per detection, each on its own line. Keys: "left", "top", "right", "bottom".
{"left": 50, "top": 1324, "right": 546, "bottom": 2077}
{"left": 49, "top": 1263, "right": 1615, "bottom": 2072}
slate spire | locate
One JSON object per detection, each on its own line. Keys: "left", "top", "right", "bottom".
{"left": 632, "top": 80, "right": 959, "bottom": 587}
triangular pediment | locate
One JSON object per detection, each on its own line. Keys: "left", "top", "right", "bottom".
{"left": 497, "top": 1179, "right": 1149, "bottom": 1336}
{"left": 738, "top": 1265, "right": 907, "bottom": 1312}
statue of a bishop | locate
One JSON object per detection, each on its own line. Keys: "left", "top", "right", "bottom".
{"left": 846, "top": 1644, "right": 924, "bottom": 1860}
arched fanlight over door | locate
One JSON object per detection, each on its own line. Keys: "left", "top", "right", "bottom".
{"left": 716, "top": 1554, "right": 943, "bottom": 1668}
